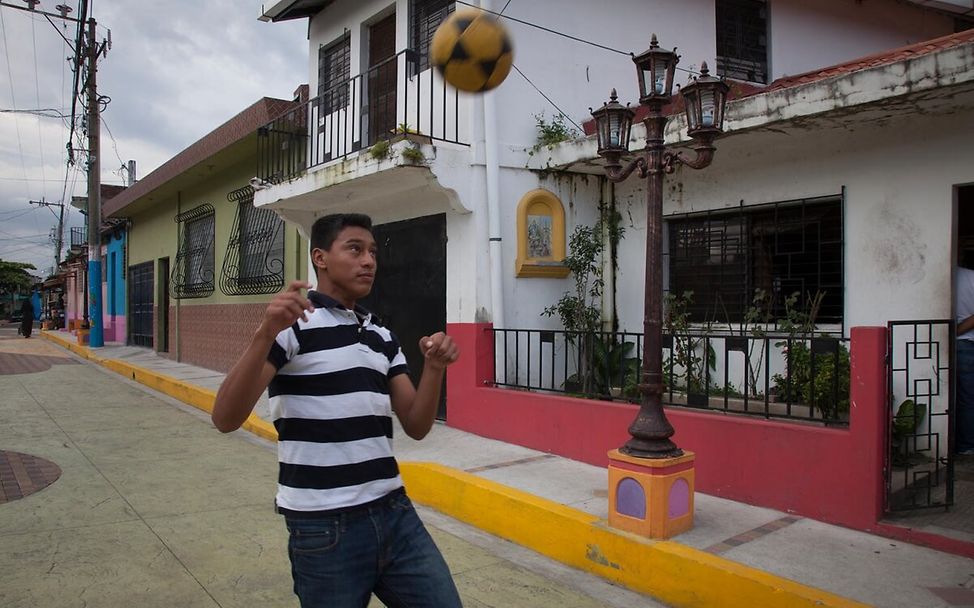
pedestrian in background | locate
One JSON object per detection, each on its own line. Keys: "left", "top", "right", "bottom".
{"left": 19, "top": 297, "right": 34, "bottom": 338}
{"left": 212, "top": 213, "right": 462, "bottom": 608}
{"left": 954, "top": 251, "right": 974, "bottom": 456}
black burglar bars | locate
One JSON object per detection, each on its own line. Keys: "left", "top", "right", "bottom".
{"left": 257, "top": 49, "right": 464, "bottom": 183}
{"left": 491, "top": 328, "right": 850, "bottom": 425}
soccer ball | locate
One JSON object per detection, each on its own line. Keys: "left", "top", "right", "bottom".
{"left": 430, "top": 8, "right": 514, "bottom": 93}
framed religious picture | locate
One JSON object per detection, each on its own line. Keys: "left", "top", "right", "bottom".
{"left": 515, "top": 189, "right": 569, "bottom": 278}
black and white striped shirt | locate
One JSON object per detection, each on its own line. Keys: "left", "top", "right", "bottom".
{"left": 267, "top": 290, "right": 408, "bottom": 515}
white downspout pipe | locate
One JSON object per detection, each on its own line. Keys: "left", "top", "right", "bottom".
{"left": 484, "top": 90, "right": 504, "bottom": 328}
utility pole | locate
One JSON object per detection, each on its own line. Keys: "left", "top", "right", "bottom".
{"left": 28, "top": 198, "right": 66, "bottom": 270}
{"left": 85, "top": 14, "right": 106, "bottom": 347}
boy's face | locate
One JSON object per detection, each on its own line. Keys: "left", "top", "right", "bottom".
{"left": 312, "top": 226, "right": 377, "bottom": 303}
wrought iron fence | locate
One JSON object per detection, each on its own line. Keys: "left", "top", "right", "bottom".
{"left": 257, "top": 49, "right": 465, "bottom": 183}
{"left": 491, "top": 328, "right": 851, "bottom": 424}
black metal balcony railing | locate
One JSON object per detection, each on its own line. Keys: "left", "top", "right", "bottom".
{"left": 258, "top": 49, "right": 465, "bottom": 183}
{"left": 69, "top": 226, "right": 87, "bottom": 249}
{"left": 491, "top": 328, "right": 851, "bottom": 424}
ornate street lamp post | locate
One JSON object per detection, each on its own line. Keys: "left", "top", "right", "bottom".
{"left": 591, "top": 35, "right": 729, "bottom": 459}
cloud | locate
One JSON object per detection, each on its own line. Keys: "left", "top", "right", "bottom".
{"left": 0, "top": 1, "right": 306, "bottom": 272}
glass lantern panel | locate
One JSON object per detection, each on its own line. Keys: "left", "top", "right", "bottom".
{"left": 700, "top": 89, "right": 716, "bottom": 127}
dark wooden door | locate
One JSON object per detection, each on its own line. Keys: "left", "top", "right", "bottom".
{"left": 128, "top": 261, "right": 153, "bottom": 348}
{"left": 361, "top": 214, "right": 448, "bottom": 419}
{"left": 368, "top": 13, "right": 397, "bottom": 144}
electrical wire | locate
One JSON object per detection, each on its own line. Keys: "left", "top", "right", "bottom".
{"left": 31, "top": 13, "right": 48, "bottom": 204}
{"left": 455, "top": 0, "right": 630, "bottom": 57}
{"left": 511, "top": 64, "right": 582, "bottom": 132}
{"left": 0, "top": 6, "right": 34, "bottom": 200}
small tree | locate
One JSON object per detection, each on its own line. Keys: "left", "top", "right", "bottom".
{"left": 0, "top": 259, "right": 37, "bottom": 316}
{"left": 542, "top": 213, "right": 626, "bottom": 395}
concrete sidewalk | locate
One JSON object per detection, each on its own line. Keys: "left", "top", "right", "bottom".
{"left": 34, "top": 330, "right": 974, "bottom": 607}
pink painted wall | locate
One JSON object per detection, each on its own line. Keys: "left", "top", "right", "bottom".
{"left": 446, "top": 323, "right": 887, "bottom": 532}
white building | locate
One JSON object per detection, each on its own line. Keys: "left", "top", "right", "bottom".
{"left": 252, "top": 0, "right": 974, "bottom": 522}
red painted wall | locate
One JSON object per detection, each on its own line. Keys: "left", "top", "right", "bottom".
{"left": 446, "top": 323, "right": 888, "bottom": 531}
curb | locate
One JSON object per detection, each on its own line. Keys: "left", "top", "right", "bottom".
{"left": 401, "top": 462, "right": 869, "bottom": 608}
{"left": 39, "top": 331, "right": 278, "bottom": 441}
{"left": 41, "top": 330, "right": 867, "bottom": 608}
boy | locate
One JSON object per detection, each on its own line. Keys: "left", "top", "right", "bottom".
{"left": 213, "top": 213, "right": 462, "bottom": 607}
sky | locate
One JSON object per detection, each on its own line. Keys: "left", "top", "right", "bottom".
{"left": 0, "top": 0, "right": 307, "bottom": 277}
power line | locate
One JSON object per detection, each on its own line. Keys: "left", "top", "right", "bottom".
{"left": 31, "top": 13, "right": 48, "bottom": 199}
{"left": 511, "top": 64, "right": 582, "bottom": 132}
{"left": 0, "top": 6, "right": 33, "bottom": 200}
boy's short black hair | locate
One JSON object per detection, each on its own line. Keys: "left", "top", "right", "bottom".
{"left": 310, "top": 213, "right": 373, "bottom": 253}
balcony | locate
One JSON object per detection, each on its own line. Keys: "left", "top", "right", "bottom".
{"left": 257, "top": 49, "right": 467, "bottom": 184}
{"left": 69, "top": 227, "right": 87, "bottom": 253}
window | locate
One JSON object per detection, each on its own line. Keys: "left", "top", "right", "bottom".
{"left": 716, "top": 0, "right": 768, "bottom": 84}
{"left": 666, "top": 196, "right": 843, "bottom": 326}
{"left": 318, "top": 32, "right": 351, "bottom": 114}
{"left": 171, "top": 204, "right": 215, "bottom": 299}
{"left": 220, "top": 185, "right": 286, "bottom": 296}
{"left": 411, "top": 0, "right": 454, "bottom": 73}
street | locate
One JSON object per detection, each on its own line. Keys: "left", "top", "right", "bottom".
{"left": 0, "top": 324, "right": 656, "bottom": 608}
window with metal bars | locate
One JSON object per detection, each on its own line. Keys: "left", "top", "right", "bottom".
{"left": 666, "top": 195, "right": 843, "bottom": 327}
{"left": 411, "top": 0, "right": 454, "bottom": 73}
{"left": 716, "top": 0, "right": 768, "bottom": 84}
{"left": 219, "top": 186, "right": 286, "bottom": 296}
{"left": 170, "top": 204, "right": 215, "bottom": 299}
{"left": 318, "top": 32, "right": 351, "bottom": 114}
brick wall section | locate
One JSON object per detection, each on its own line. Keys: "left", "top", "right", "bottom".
{"left": 170, "top": 303, "right": 268, "bottom": 373}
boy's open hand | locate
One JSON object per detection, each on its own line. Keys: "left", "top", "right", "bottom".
{"left": 420, "top": 332, "right": 459, "bottom": 370}
{"left": 260, "top": 281, "right": 314, "bottom": 338}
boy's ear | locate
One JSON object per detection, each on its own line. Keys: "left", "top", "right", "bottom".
{"left": 311, "top": 247, "right": 328, "bottom": 270}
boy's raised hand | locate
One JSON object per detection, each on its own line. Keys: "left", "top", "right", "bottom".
{"left": 260, "top": 281, "right": 314, "bottom": 338}
{"left": 420, "top": 332, "right": 459, "bottom": 371}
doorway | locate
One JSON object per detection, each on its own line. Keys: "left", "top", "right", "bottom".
{"left": 361, "top": 214, "right": 448, "bottom": 419}
{"left": 367, "top": 13, "right": 397, "bottom": 145}
{"left": 158, "top": 257, "right": 170, "bottom": 353}
{"left": 128, "top": 261, "right": 153, "bottom": 348}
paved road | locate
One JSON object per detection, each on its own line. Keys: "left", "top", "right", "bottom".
{"left": 0, "top": 324, "right": 658, "bottom": 608}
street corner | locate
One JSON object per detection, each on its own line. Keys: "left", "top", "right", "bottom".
{"left": 0, "top": 324, "right": 79, "bottom": 374}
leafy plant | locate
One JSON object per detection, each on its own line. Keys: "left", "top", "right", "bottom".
{"left": 531, "top": 112, "right": 577, "bottom": 151}
{"left": 891, "top": 398, "right": 927, "bottom": 467}
{"left": 768, "top": 290, "right": 850, "bottom": 420}
{"left": 592, "top": 339, "right": 640, "bottom": 399}
{"left": 369, "top": 139, "right": 391, "bottom": 160}
{"left": 400, "top": 145, "right": 425, "bottom": 164}
{"left": 664, "top": 290, "right": 716, "bottom": 396}
{"left": 542, "top": 210, "right": 625, "bottom": 396}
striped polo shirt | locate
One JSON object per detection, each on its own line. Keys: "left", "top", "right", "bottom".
{"left": 266, "top": 290, "right": 409, "bottom": 516}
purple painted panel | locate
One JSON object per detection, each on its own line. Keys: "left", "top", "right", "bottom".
{"left": 616, "top": 477, "right": 646, "bottom": 519}
{"left": 669, "top": 478, "right": 690, "bottom": 518}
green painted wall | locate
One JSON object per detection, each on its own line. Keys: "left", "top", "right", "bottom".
{"left": 125, "top": 151, "right": 307, "bottom": 311}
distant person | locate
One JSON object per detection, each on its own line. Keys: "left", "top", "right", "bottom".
{"left": 955, "top": 253, "right": 974, "bottom": 456}
{"left": 212, "top": 213, "right": 462, "bottom": 608}
{"left": 20, "top": 298, "right": 34, "bottom": 338}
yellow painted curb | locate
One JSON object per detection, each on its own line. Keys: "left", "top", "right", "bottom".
{"left": 40, "top": 331, "right": 278, "bottom": 442}
{"left": 401, "top": 462, "right": 869, "bottom": 608}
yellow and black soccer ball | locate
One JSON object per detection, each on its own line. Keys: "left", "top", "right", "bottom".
{"left": 430, "top": 8, "right": 514, "bottom": 93}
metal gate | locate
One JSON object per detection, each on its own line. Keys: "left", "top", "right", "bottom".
{"left": 360, "top": 214, "right": 447, "bottom": 419}
{"left": 128, "top": 261, "right": 154, "bottom": 348}
{"left": 886, "top": 320, "right": 954, "bottom": 511}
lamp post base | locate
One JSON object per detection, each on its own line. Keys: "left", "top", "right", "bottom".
{"left": 607, "top": 448, "right": 695, "bottom": 539}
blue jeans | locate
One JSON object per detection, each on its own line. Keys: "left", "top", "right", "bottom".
{"left": 284, "top": 489, "right": 462, "bottom": 608}
{"left": 956, "top": 340, "right": 974, "bottom": 453}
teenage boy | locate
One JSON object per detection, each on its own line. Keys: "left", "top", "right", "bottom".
{"left": 213, "top": 213, "right": 462, "bottom": 608}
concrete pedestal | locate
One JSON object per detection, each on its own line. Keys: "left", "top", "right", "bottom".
{"left": 607, "top": 448, "right": 695, "bottom": 539}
